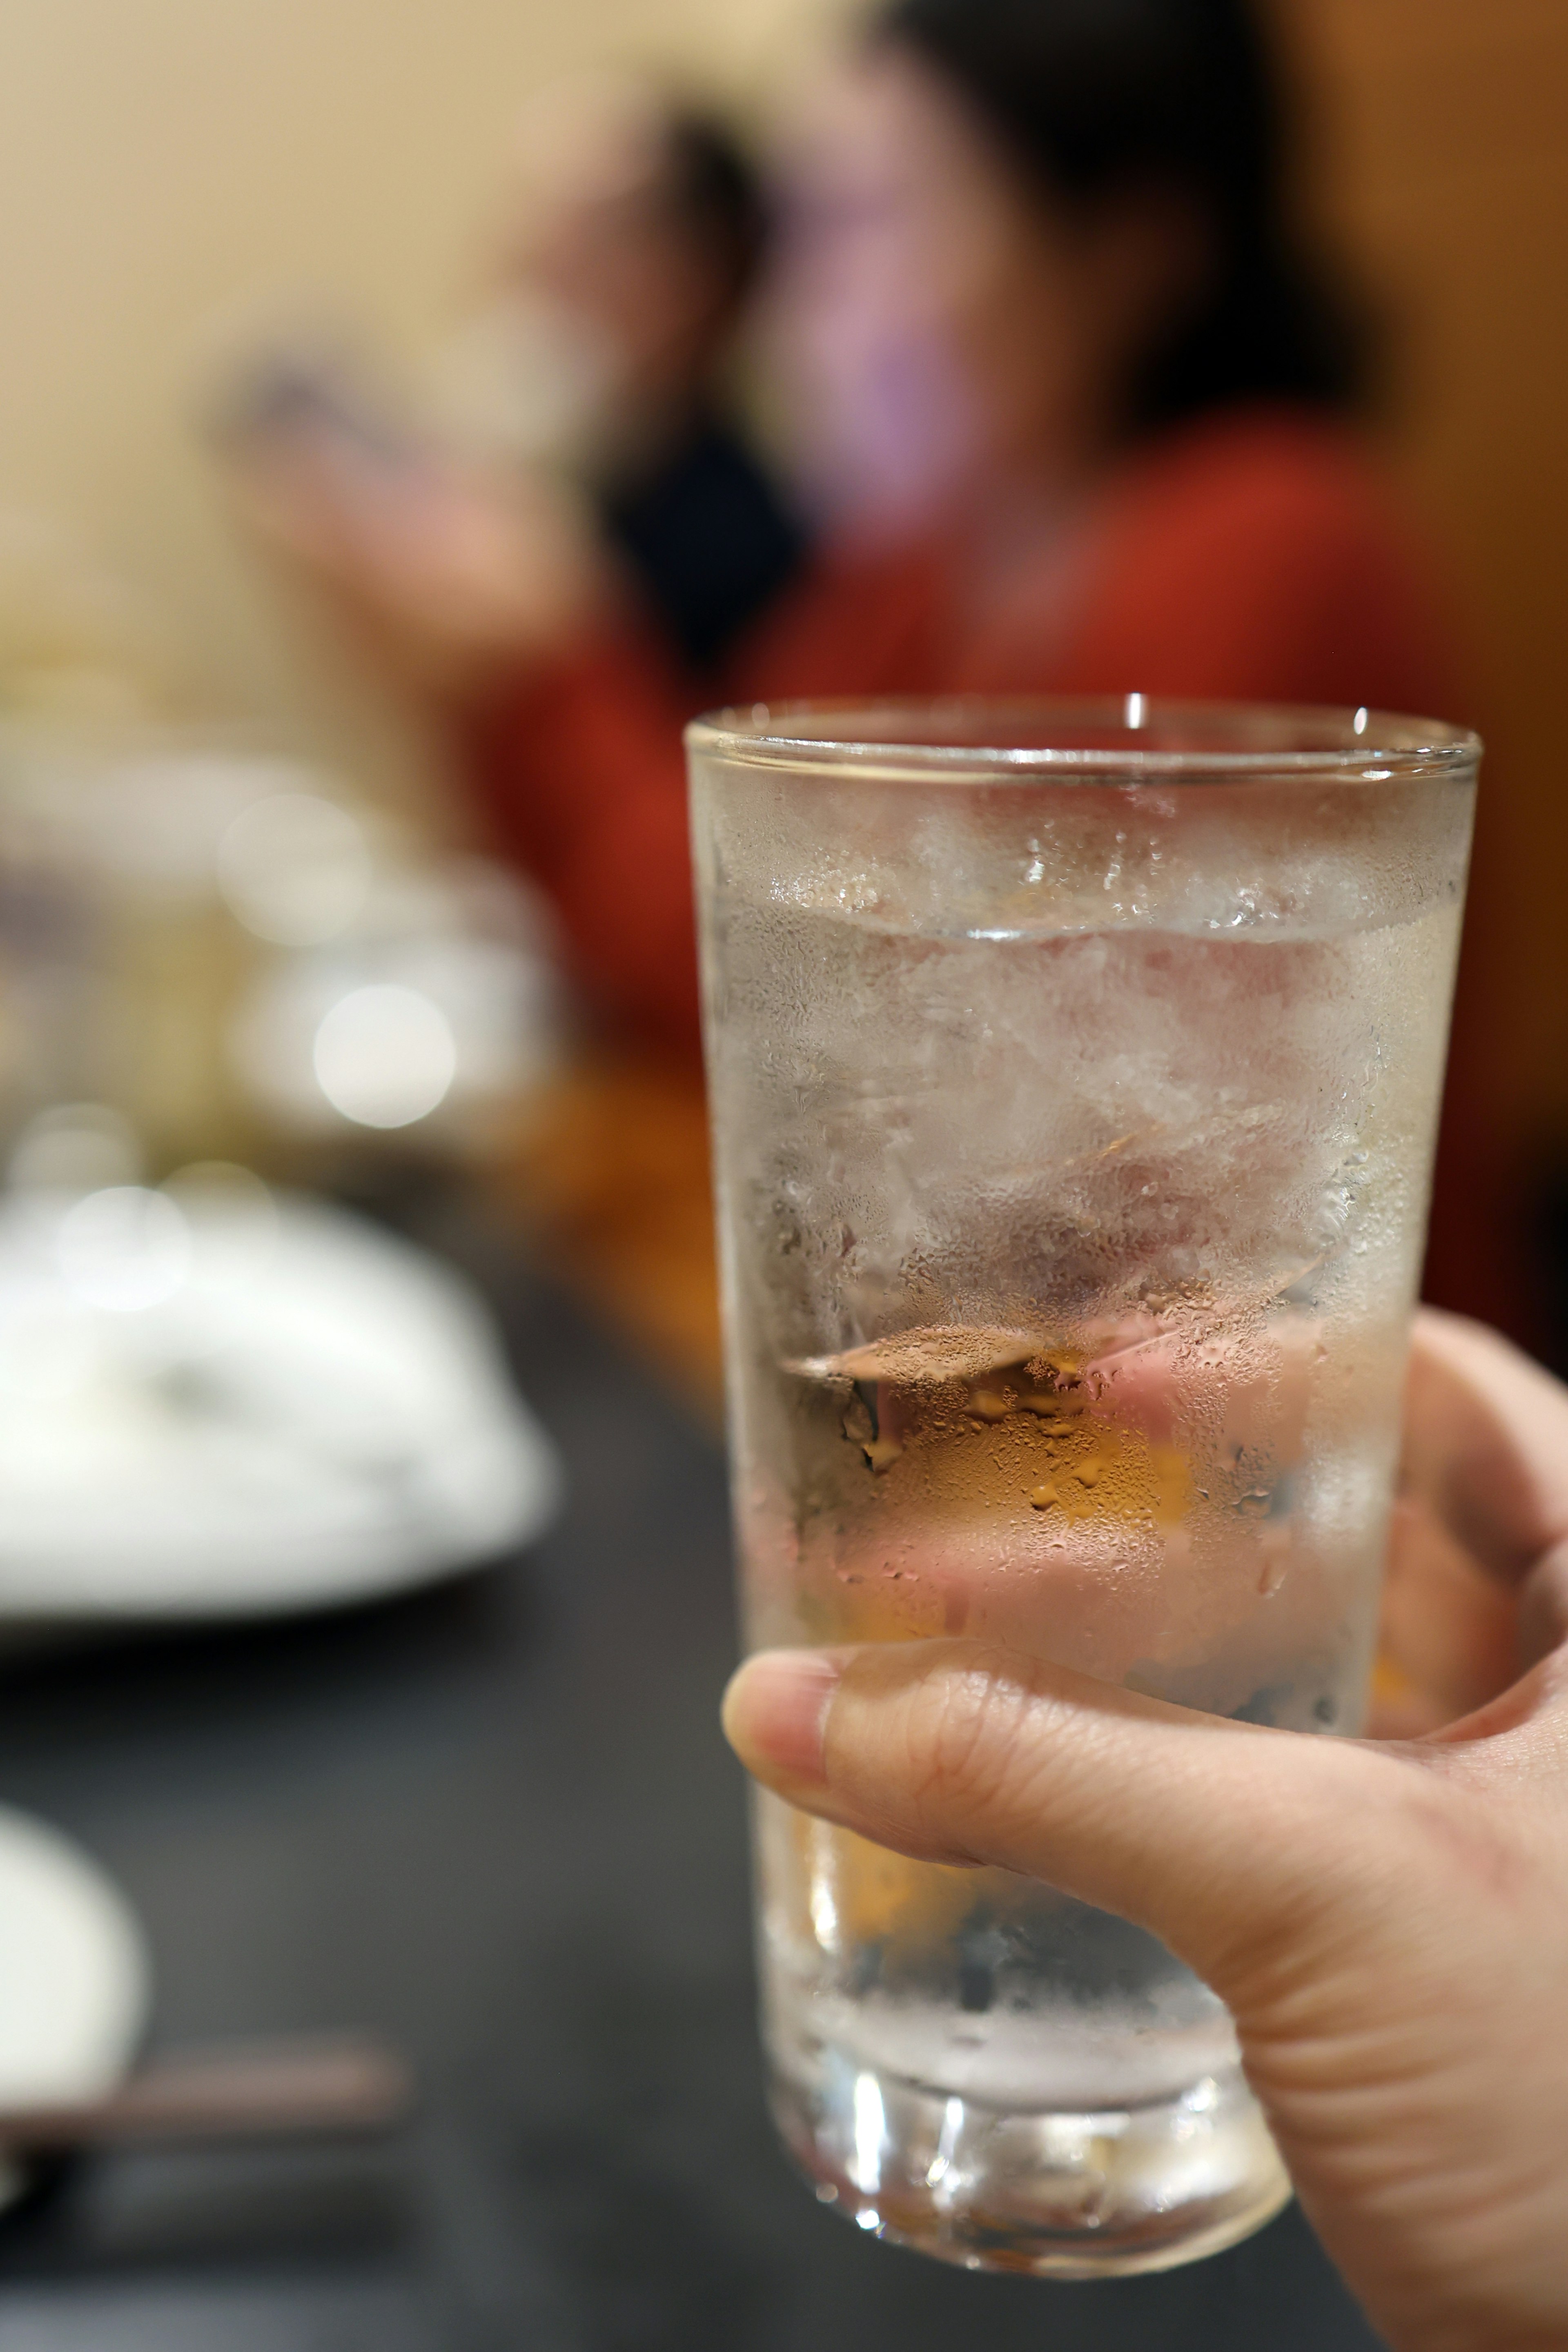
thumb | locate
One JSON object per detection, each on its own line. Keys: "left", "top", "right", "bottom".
{"left": 723, "top": 1639, "right": 1435, "bottom": 2006}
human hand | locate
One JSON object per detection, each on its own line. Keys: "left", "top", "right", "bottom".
{"left": 228, "top": 438, "right": 603, "bottom": 695}
{"left": 724, "top": 1308, "right": 1568, "bottom": 2352}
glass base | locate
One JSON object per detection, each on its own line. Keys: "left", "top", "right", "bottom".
{"left": 768, "top": 2044, "right": 1292, "bottom": 2278}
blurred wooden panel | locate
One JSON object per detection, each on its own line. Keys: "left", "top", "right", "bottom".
{"left": 1279, "top": 0, "right": 1568, "bottom": 1137}
{"left": 494, "top": 1055, "right": 724, "bottom": 1418}
{"left": 1307, "top": 0, "right": 1567, "bottom": 160}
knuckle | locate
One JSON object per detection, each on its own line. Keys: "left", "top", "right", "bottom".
{"left": 903, "top": 1646, "right": 1049, "bottom": 1844}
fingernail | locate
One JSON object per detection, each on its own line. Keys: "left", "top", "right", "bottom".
{"left": 723, "top": 1650, "right": 844, "bottom": 1786}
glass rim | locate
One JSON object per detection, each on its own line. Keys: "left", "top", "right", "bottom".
{"left": 686, "top": 694, "right": 1481, "bottom": 784}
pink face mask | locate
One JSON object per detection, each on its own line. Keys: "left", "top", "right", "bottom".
{"left": 762, "top": 123, "right": 991, "bottom": 544}
{"left": 780, "top": 277, "right": 984, "bottom": 540}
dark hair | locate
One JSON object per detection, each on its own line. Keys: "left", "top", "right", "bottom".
{"left": 878, "top": 0, "right": 1367, "bottom": 428}
{"left": 662, "top": 112, "right": 771, "bottom": 311}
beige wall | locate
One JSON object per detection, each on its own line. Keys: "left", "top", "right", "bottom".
{"left": 0, "top": 0, "right": 849, "bottom": 787}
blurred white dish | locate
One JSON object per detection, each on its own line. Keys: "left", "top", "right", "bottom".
{"left": 0, "top": 1805, "right": 150, "bottom": 2205}
{"left": 0, "top": 1188, "right": 562, "bottom": 1622}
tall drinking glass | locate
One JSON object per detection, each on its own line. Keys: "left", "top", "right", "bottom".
{"left": 689, "top": 698, "right": 1479, "bottom": 2277}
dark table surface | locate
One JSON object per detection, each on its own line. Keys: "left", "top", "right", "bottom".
{"left": 0, "top": 1216, "right": 1387, "bottom": 2350}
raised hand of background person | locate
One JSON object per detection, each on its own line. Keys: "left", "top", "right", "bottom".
{"left": 725, "top": 1310, "right": 1568, "bottom": 2352}
{"left": 228, "top": 434, "right": 603, "bottom": 697}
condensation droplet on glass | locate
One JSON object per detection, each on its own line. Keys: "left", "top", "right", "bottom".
{"left": 842, "top": 1396, "right": 873, "bottom": 1448}
{"left": 1258, "top": 1528, "right": 1291, "bottom": 1595}
{"left": 967, "top": 1387, "right": 1012, "bottom": 1423}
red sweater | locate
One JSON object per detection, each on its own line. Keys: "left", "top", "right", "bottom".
{"left": 459, "top": 407, "right": 1460, "bottom": 1067}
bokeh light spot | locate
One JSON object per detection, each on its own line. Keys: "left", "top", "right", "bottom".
{"left": 217, "top": 793, "right": 370, "bottom": 946}
{"left": 312, "top": 985, "right": 457, "bottom": 1129}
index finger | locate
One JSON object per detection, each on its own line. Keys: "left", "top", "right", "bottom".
{"left": 1401, "top": 1308, "right": 1568, "bottom": 1587}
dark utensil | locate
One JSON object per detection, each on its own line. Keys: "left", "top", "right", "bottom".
{"left": 0, "top": 2036, "right": 413, "bottom": 2154}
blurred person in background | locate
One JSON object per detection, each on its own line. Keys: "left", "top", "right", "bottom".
{"left": 224, "top": 76, "right": 804, "bottom": 702}
{"left": 219, "top": 78, "right": 812, "bottom": 1394}
{"left": 444, "top": 0, "right": 1463, "bottom": 1061}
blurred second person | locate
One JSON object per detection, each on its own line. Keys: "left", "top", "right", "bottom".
{"left": 450, "top": 0, "right": 1462, "bottom": 1068}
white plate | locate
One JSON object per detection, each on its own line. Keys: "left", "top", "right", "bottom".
{"left": 0, "top": 1805, "right": 149, "bottom": 2204}
{"left": 0, "top": 1192, "right": 563, "bottom": 1623}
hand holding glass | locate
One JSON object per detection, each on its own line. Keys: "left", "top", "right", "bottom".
{"left": 690, "top": 699, "right": 1477, "bottom": 2276}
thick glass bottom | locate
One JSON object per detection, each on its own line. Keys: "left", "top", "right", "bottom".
{"left": 767, "top": 2039, "right": 1292, "bottom": 2279}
